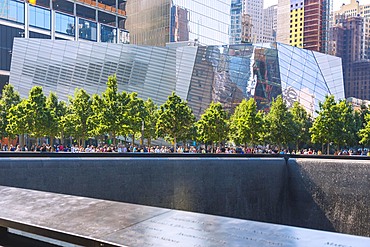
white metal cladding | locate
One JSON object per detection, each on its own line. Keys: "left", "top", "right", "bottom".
{"left": 9, "top": 38, "right": 192, "bottom": 106}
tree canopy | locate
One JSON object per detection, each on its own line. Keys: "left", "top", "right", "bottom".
{"left": 264, "top": 96, "right": 295, "bottom": 150}
{"left": 197, "top": 102, "right": 229, "bottom": 150}
{"left": 156, "top": 92, "right": 195, "bottom": 152}
{"left": 229, "top": 98, "right": 263, "bottom": 147}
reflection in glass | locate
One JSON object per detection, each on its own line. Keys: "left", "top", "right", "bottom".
{"left": 55, "top": 12, "right": 75, "bottom": 36}
{"left": 29, "top": 5, "right": 50, "bottom": 30}
{"left": 101, "top": 24, "right": 116, "bottom": 43}
{"left": 79, "top": 18, "right": 97, "bottom": 41}
{"left": 0, "top": 0, "right": 24, "bottom": 23}
{"left": 9, "top": 40, "right": 344, "bottom": 118}
{"left": 119, "top": 30, "right": 130, "bottom": 43}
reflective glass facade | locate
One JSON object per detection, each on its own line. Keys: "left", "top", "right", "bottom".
{"left": 55, "top": 12, "right": 75, "bottom": 36}
{"left": 172, "top": 0, "right": 231, "bottom": 45}
{"left": 126, "top": 0, "right": 230, "bottom": 46}
{"left": 0, "top": 0, "right": 128, "bottom": 87}
{"left": 79, "top": 18, "right": 97, "bottom": 41}
{"left": 0, "top": 0, "right": 24, "bottom": 24}
{"left": 29, "top": 5, "right": 51, "bottom": 30}
{"left": 9, "top": 39, "right": 344, "bottom": 117}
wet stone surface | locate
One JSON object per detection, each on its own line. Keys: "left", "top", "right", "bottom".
{"left": 0, "top": 186, "right": 369, "bottom": 247}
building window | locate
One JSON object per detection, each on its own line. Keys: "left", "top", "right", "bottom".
{"left": 29, "top": 5, "right": 51, "bottom": 30}
{"left": 79, "top": 18, "right": 97, "bottom": 41}
{"left": 0, "top": 0, "right": 24, "bottom": 24}
{"left": 55, "top": 12, "right": 75, "bottom": 36}
{"left": 101, "top": 24, "right": 116, "bottom": 43}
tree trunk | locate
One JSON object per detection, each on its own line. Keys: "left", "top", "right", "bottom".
{"left": 327, "top": 143, "right": 330, "bottom": 155}
{"left": 147, "top": 138, "right": 151, "bottom": 150}
{"left": 141, "top": 121, "right": 144, "bottom": 148}
{"left": 132, "top": 133, "right": 135, "bottom": 147}
{"left": 211, "top": 142, "right": 214, "bottom": 153}
{"left": 173, "top": 136, "right": 177, "bottom": 153}
{"left": 19, "top": 134, "right": 24, "bottom": 147}
{"left": 50, "top": 136, "right": 54, "bottom": 151}
{"left": 112, "top": 131, "right": 116, "bottom": 146}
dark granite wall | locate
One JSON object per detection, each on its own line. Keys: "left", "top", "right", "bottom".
{"left": 0, "top": 157, "right": 369, "bottom": 237}
{"left": 287, "top": 158, "right": 370, "bottom": 237}
{"left": 0, "top": 157, "right": 287, "bottom": 224}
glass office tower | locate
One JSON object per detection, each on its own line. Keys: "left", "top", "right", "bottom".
{"left": 9, "top": 39, "right": 344, "bottom": 118}
{"left": 125, "top": 0, "right": 231, "bottom": 46}
{"left": 0, "top": 0, "right": 129, "bottom": 89}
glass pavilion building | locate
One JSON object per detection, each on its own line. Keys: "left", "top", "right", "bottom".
{"left": 9, "top": 39, "right": 344, "bottom": 117}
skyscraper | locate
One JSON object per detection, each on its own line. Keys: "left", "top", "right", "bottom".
{"left": 277, "top": 0, "right": 332, "bottom": 53}
{"left": 0, "top": 0, "right": 129, "bottom": 89}
{"left": 333, "top": 0, "right": 370, "bottom": 22}
{"left": 242, "top": 0, "right": 264, "bottom": 43}
{"left": 125, "top": 0, "right": 231, "bottom": 46}
{"left": 262, "top": 4, "right": 277, "bottom": 43}
{"left": 330, "top": 0, "right": 370, "bottom": 100}
{"left": 230, "top": 0, "right": 276, "bottom": 44}
{"left": 230, "top": 0, "right": 243, "bottom": 44}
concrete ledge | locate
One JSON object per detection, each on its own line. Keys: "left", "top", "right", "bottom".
{"left": 1, "top": 186, "right": 369, "bottom": 247}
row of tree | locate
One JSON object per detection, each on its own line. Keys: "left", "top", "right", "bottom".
{"left": 1, "top": 75, "right": 370, "bottom": 153}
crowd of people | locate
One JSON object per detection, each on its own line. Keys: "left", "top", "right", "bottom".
{"left": 1, "top": 143, "right": 369, "bottom": 156}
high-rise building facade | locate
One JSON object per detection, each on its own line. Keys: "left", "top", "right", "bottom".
{"left": 0, "top": 0, "right": 129, "bottom": 89}
{"left": 230, "top": 0, "right": 243, "bottom": 44}
{"left": 126, "top": 0, "right": 231, "bottom": 46}
{"left": 230, "top": 1, "right": 276, "bottom": 44}
{"left": 277, "top": 0, "right": 332, "bottom": 53}
{"left": 333, "top": 0, "right": 370, "bottom": 22}
{"left": 262, "top": 4, "right": 277, "bottom": 43}
{"left": 242, "top": 0, "right": 264, "bottom": 43}
{"left": 330, "top": 0, "right": 370, "bottom": 100}
{"left": 9, "top": 39, "right": 344, "bottom": 117}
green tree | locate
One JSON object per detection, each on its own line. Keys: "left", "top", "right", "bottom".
{"left": 62, "top": 88, "right": 92, "bottom": 146}
{"left": 6, "top": 99, "right": 30, "bottom": 144}
{"left": 197, "top": 102, "right": 229, "bottom": 152}
{"left": 143, "top": 98, "right": 158, "bottom": 148}
{"left": 7, "top": 86, "right": 50, "bottom": 146}
{"left": 359, "top": 113, "right": 370, "bottom": 146}
{"left": 356, "top": 103, "right": 370, "bottom": 148}
{"left": 336, "top": 100, "right": 360, "bottom": 148}
{"left": 26, "top": 86, "right": 51, "bottom": 140}
{"left": 264, "top": 95, "right": 295, "bottom": 150}
{"left": 127, "top": 92, "right": 146, "bottom": 147}
{"left": 89, "top": 75, "right": 127, "bottom": 145}
{"left": 0, "top": 84, "right": 20, "bottom": 139}
{"left": 290, "top": 101, "right": 312, "bottom": 150}
{"left": 156, "top": 92, "right": 195, "bottom": 152}
{"left": 310, "top": 95, "right": 356, "bottom": 154}
{"left": 229, "top": 98, "right": 264, "bottom": 148}
{"left": 45, "top": 92, "right": 67, "bottom": 148}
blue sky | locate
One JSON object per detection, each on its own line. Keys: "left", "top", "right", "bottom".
{"left": 264, "top": 0, "right": 370, "bottom": 11}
